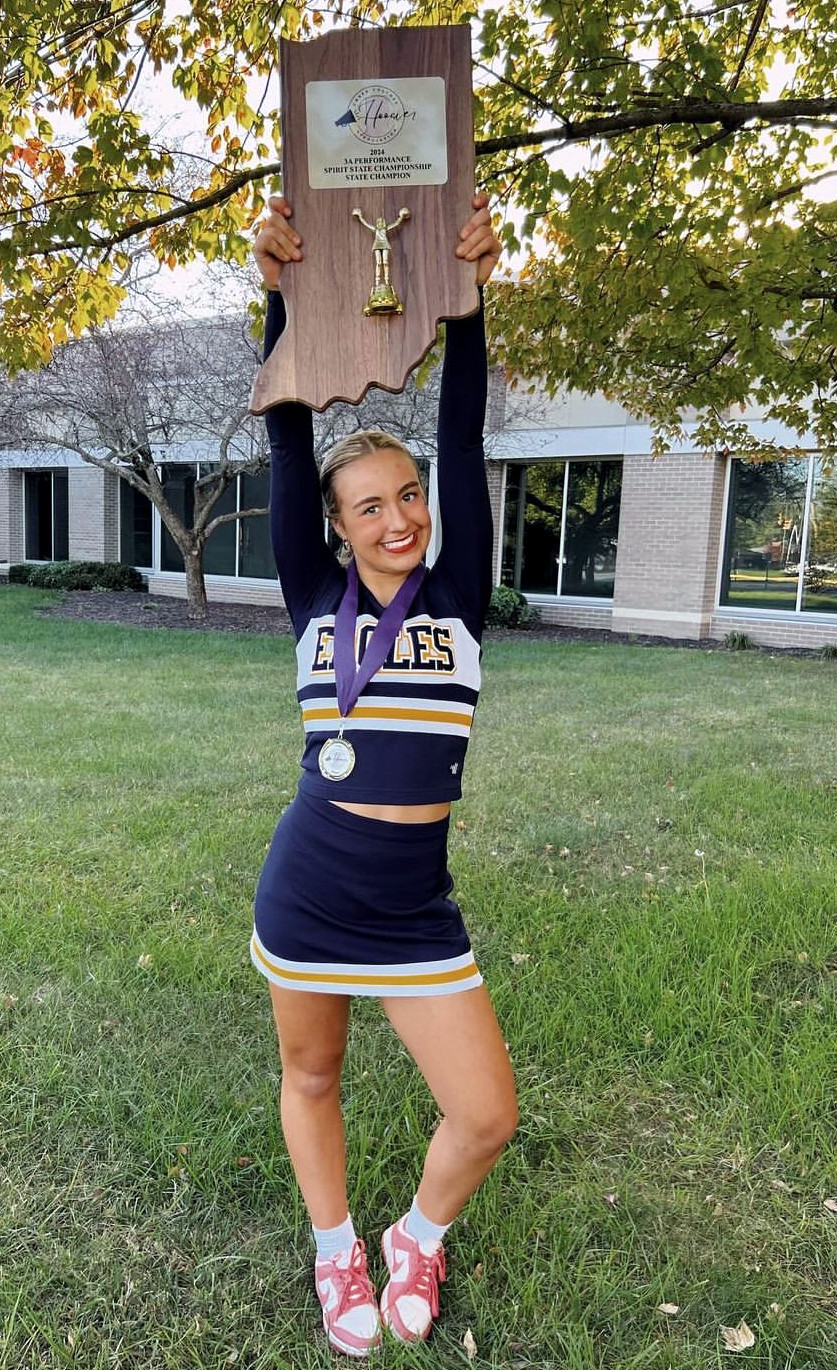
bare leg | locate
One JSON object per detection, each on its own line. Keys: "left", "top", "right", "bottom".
{"left": 381, "top": 985, "right": 517, "bottom": 1225}
{"left": 268, "top": 985, "right": 351, "bottom": 1229}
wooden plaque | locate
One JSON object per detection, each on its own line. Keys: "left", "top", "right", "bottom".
{"left": 250, "top": 25, "right": 477, "bottom": 414}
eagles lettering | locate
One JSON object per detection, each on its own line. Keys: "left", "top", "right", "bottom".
{"left": 310, "top": 621, "right": 456, "bottom": 674}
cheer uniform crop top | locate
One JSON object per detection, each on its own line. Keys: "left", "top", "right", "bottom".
{"left": 264, "top": 290, "right": 492, "bottom": 805}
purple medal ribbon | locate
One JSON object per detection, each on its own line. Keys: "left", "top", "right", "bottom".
{"left": 333, "top": 559, "right": 426, "bottom": 720}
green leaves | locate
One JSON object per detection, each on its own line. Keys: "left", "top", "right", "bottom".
{"left": 2, "top": 0, "right": 837, "bottom": 461}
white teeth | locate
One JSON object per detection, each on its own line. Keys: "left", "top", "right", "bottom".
{"left": 383, "top": 534, "right": 414, "bottom": 550}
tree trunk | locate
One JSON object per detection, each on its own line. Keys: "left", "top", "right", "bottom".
{"left": 183, "top": 548, "right": 208, "bottom": 619}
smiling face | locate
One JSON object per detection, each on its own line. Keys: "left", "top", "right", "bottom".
{"left": 330, "top": 448, "right": 431, "bottom": 603}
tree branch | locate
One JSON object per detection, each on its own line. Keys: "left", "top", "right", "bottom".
{"left": 37, "top": 161, "right": 284, "bottom": 255}
{"left": 203, "top": 505, "right": 268, "bottom": 540}
{"left": 18, "top": 97, "right": 837, "bottom": 260}
{"left": 755, "top": 168, "right": 837, "bottom": 210}
{"left": 728, "top": 0, "right": 769, "bottom": 94}
{"left": 475, "top": 96, "right": 837, "bottom": 156}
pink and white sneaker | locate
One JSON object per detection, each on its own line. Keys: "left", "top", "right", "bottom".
{"left": 314, "top": 1239, "right": 382, "bottom": 1357}
{"left": 379, "top": 1217, "right": 447, "bottom": 1342}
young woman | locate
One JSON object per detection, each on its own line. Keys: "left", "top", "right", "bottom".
{"left": 251, "top": 193, "right": 517, "bottom": 1357}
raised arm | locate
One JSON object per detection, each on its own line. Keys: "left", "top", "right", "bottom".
{"left": 255, "top": 201, "right": 342, "bottom": 634}
{"left": 432, "top": 197, "right": 501, "bottom": 627}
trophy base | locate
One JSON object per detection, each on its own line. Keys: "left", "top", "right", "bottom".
{"left": 363, "top": 285, "right": 404, "bottom": 316}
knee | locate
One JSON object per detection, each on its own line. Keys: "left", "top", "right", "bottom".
{"left": 281, "top": 1049, "right": 344, "bottom": 1102}
{"left": 457, "top": 1091, "right": 519, "bottom": 1158}
{"left": 485, "top": 1093, "right": 519, "bottom": 1153}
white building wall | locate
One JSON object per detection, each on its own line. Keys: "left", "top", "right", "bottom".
{"left": 611, "top": 451, "right": 728, "bottom": 639}
{"left": 68, "top": 466, "right": 120, "bottom": 561}
{"left": 0, "top": 469, "right": 24, "bottom": 564}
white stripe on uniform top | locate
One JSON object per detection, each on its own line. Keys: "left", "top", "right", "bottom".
{"left": 300, "top": 695, "right": 475, "bottom": 736}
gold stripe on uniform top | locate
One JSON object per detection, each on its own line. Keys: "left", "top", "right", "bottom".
{"left": 251, "top": 938, "right": 477, "bottom": 987}
{"left": 302, "top": 705, "right": 473, "bottom": 727}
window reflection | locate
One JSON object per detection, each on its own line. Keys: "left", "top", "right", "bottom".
{"left": 802, "top": 463, "right": 837, "bottom": 614}
{"left": 721, "top": 460, "right": 808, "bottom": 611}
{"left": 564, "top": 461, "right": 622, "bottom": 598}
{"left": 120, "top": 463, "right": 275, "bottom": 580}
{"left": 501, "top": 459, "right": 622, "bottom": 599}
{"left": 24, "top": 470, "right": 68, "bottom": 561}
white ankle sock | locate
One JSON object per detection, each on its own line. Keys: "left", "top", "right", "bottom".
{"left": 403, "top": 1197, "right": 450, "bottom": 1252}
{"left": 312, "top": 1214, "right": 356, "bottom": 1261}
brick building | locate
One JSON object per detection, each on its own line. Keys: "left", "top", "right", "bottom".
{"left": 2, "top": 355, "right": 836, "bottom": 649}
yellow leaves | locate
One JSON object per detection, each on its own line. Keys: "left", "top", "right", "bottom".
{"left": 462, "top": 1327, "right": 477, "bottom": 1360}
{"left": 657, "top": 1302, "right": 680, "bottom": 1316}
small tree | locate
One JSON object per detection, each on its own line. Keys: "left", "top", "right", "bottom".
{"left": 4, "top": 311, "right": 267, "bottom": 617}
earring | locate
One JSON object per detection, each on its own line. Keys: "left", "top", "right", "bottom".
{"left": 342, "top": 539, "right": 351, "bottom": 554}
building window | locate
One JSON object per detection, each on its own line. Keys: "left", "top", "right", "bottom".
{"left": 119, "top": 481, "right": 153, "bottom": 569}
{"left": 159, "top": 464, "right": 196, "bottom": 573}
{"left": 501, "top": 459, "right": 622, "bottom": 599}
{"left": 721, "top": 457, "right": 836, "bottom": 615}
{"left": 154, "top": 463, "right": 275, "bottom": 580}
{"left": 802, "top": 463, "right": 837, "bottom": 614}
{"left": 24, "top": 470, "right": 69, "bottom": 561}
{"left": 238, "top": 471, "right": 275, "bottom": 579}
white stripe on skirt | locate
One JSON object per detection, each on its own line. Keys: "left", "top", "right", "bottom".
{"left": 250, "top": 929, "right": 483, "bottom": 998}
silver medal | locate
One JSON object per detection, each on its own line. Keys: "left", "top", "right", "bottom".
{"left": 318, "top": 735, "right": 356, "bottom": 782}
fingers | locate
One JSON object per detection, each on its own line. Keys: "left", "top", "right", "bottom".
{"left": 253, "top": 196, "right": 303, "bottom": 289}
{"left": 456, "top": 192, "right": 502, "bottom": 287}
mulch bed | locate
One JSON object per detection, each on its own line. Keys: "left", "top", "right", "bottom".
{"left": 33, "top": 587, "right": 725, "bottom": 650}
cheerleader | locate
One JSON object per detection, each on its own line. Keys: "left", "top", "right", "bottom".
{"left": 251, "top": 192, "right": 517, "bottom": 1356}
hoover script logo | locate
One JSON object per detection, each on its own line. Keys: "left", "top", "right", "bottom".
{"left": 335, "top": 85, "right": 418, "bottom": 145}
{"left": 306, "top": 77, "right": 447, "bottom": 188}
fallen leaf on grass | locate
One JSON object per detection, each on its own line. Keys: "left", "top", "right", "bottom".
{"left": 463, "top": 1327, "right": 477, "bottom": 1360}
{"left": 768, "top": 1303, "right": 785, "bottom": 1322}
{"left": 720, "top": 1320, "right": 755, "bottom": 1352}
{"left": 136, "top": 953, "right": 153, "bottom": 969}
{"left": 824, "top": 1197, "right": 837, "bottom": 1213}
{"left": 603, "top": 1190, "right": 619, "bottom": 1207}
{"left": 657, "top": 1303, "right": 680, "bottom": 1316}
{"left": 511, "top": 953, "right": 530, "bottom": 965}
{"left": 472, "top": 1263, "right": 484, "bottom": 1282}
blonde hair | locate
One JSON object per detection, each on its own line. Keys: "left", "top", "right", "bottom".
{"left": 320, "top": 430, "right": 423, "bottom": 564}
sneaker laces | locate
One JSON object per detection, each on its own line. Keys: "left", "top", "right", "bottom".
{"left": 331, "top": 1240, "right": 376, "bottom": 1318}
{"left": 409, "top": 1244, "right": 446, "bottom": 1317}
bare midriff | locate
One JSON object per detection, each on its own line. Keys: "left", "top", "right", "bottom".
{"left": 330, "top": 800, "right": 451, "bottom": 824}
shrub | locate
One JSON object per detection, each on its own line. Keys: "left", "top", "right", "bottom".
{"left": 818, "top": 643, "right": 837, "bottom": 661}
{"left": 11, "top": 561, "right": 144, "bottom": 592}
{"left": 723, "top": 630, "right": 755, "bottom": 651}
{"left": 485, "top": 584, "right": 540, "bottom": 629}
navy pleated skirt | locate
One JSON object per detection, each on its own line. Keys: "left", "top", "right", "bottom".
{"left": 251, "top": 788, "right": 482, "bottom": 997}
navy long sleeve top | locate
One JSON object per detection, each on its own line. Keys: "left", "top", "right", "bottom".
{"left": 264, "top": 292, "right": 493, "bottom": 803}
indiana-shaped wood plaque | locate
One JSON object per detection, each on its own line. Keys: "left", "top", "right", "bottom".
{"left": 250, "top": 25, "right": 478, "bottom": 414}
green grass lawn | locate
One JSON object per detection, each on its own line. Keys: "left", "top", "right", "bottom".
{"left": 2, "top": 583, "right": 837, "bottom": 1370}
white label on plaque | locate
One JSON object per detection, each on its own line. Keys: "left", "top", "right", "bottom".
{"left": 306, "top": 77, "right": 448, "bottom": 189}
